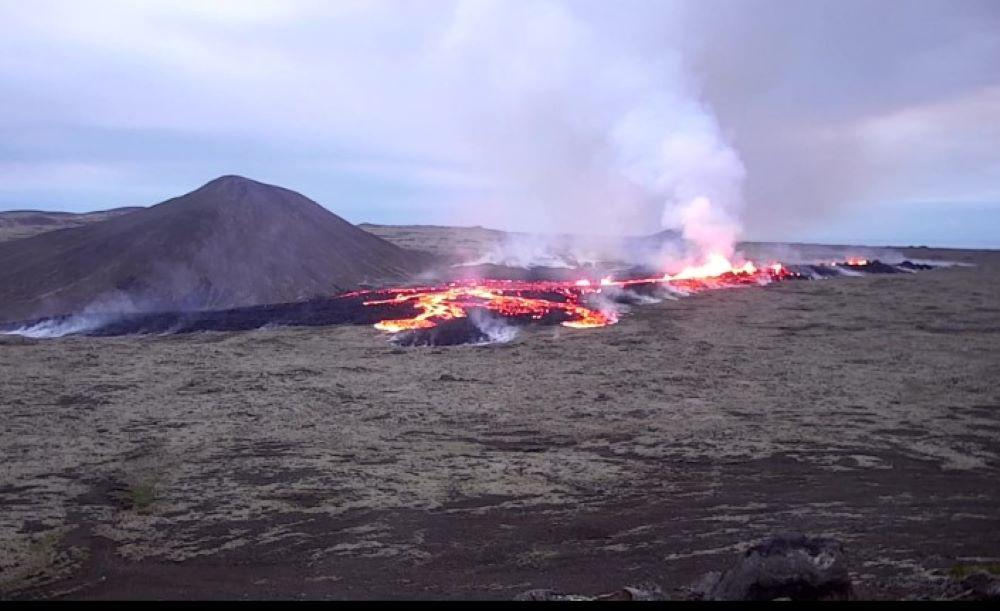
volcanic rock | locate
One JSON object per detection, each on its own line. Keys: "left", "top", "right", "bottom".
{"left": 960, "top": 572, "right": 1000, "bottom": 601}
{"left": 696, "top": 534, "right": 853, "bottom": 601}
{"left": 514, "top": 583, "right": 665, "bottom": 601}
{"left": 0, "top": 176, "right": 432, "bottom": 323}
{"left": 390, "top": 317, "right": 494, "bottom": 347}
{"left": 594, "top": 584, "right": 666, "bottom": 601}
{"left": 851, "top": 259, "right": 902, "bottom": 274}
{"left": 513, "top": 589, "right": 592, "bottom": 601}
{"left": 897, "top": 260, "right": 935, "bottom": 271}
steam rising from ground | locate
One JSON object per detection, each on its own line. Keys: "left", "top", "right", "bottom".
{"left": 435, "top": 0, "right": 745, "bottom": 268}
{"left": 468, "top": 309, "right": 518, "bottom": 344}
{"left": 2, "top": 292, "right": 146, "bottom": 338}
{"left": 2, "top": 314, "right": 108, "bottom": 338}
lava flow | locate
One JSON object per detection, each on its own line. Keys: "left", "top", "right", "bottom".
{"left": 357, "top": 256, "right": 793, "bottom": 335}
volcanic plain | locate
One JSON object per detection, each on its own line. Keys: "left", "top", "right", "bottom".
{"left": 1, "top": 243, "right": 999, "bottom": 599}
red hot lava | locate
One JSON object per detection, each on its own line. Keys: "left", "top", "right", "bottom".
{"left": 356, "top": 256, "right": 794, "bottom": 334}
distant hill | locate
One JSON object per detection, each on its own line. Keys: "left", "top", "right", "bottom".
{"left": 359, "top": 223, "right": 683, "bottom": 265}
{"left": 0, "top": 176, "right": 432, "bottom": 323}
{"left": 359, "top": 223, "right": 508, "bottom": 260}
{"left": 0, "top": 207, "right": 143, "bottom": 243}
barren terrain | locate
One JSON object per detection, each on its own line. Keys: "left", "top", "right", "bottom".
{"left": 0, "top": 208, "right": 142, "bottom": 243}
{"left": 1, "top": 247, "right": 999, "bottom": 599}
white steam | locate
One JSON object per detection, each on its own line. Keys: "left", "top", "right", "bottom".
{"left": 433, "top": 0, "right": 746, "bottom": 266}
{"left": 2, "top": 313, "right": 110, "bottom": 338}
{"left": 1, "top": 292, "right": 144, "bottom": 338}
{"left": 468, "top": 309, "right": 518, "bottom": 344}
{"left": 460, "top": 234, "right": 578, "bottom": 269}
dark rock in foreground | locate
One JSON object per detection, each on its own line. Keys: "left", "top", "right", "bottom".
{"left": 513, "top": 535, "right": 853, "bottom": 601}
{"left": 696, "top": 534, "right": 853, "bottom": 601}
{"left": 959, "top": 572, "right": 1000, "bottom": 601}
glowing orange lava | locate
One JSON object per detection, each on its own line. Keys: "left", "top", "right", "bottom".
{"left": 830, "top": 257, "right": 869, "bottom": 267}
{"left": 364, "top": 282, "right": 616, "bottom": 332}
{"left": 354, "top": 254, "right": 792, "bottom": 335}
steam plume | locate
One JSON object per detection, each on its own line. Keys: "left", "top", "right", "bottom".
{"left": 434, "top": 0, "right": 746, "bottom": 265}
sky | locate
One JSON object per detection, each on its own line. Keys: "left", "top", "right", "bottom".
{"left": 1, "top": 0, "right": 998, "bottom": 248}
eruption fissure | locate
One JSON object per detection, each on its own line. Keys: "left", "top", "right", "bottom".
{"left": 0, "top": 258, "right": 933, "bottom": 340}
{"left": 355, "top": 256, "right": 794, "bottom": 335}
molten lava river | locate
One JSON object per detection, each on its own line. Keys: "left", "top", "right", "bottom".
{"left": 347, "top": 255, "right": 794, "bottom": 337}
